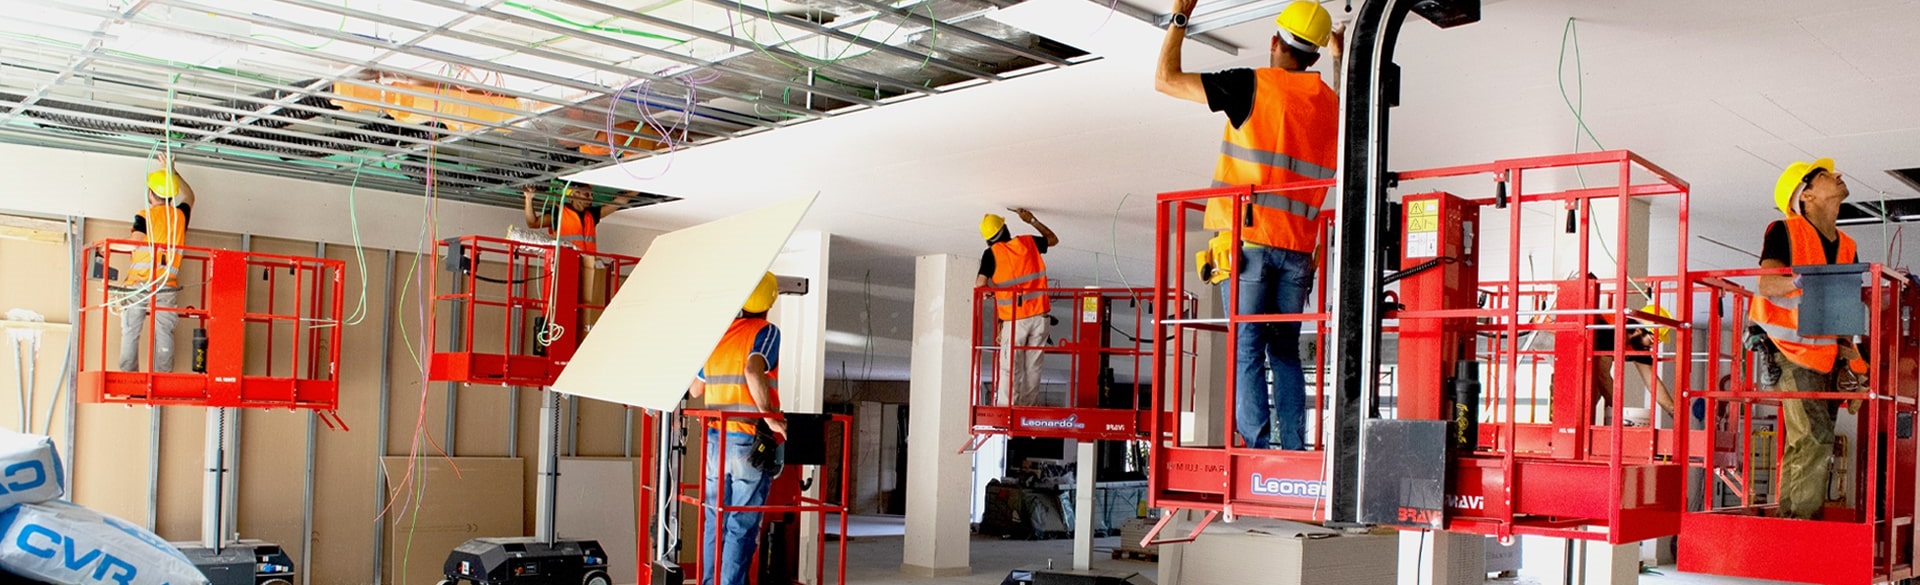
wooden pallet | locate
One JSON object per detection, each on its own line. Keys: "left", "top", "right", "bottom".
{"left": 1110, "top": 549, "right": 1159, "bottom": 562}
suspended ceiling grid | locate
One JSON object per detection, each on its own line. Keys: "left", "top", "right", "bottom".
{"left": 0, "top": 0, "right": 1102, "bottom": 207}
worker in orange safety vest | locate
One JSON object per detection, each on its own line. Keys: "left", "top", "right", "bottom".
{"left": 1751, "top": 157, "right": 1870, "bottom": 520}
{"left": 119, "top": 153, "right": 196, "bottom": 373}
{"left": 1155, "top": 0, "right": 1340, "bottom": 450}
{"left": 521, "top": 182, "right": 634, "bottom": 254}
{"left": 687, "top": 273, "right": 784, "bottom": 585}
{"left": 977, "top": 208, "right": 1059, "bottom": 407}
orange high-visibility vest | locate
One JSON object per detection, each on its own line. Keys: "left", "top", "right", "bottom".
{"left": 1750, "top": 215, "right": 1863, "bottom": 374}
{"left": 126, "top": 203, "right": 186, "bottom": 288}
{"left": 1206, "top": 68, "right": 1339, "bottom": 253}
{"left": 703, "top": 318, "right": 781, "bottom": 435}
{"left": 988, "top": 236, "right": 1050, "bottom": 321}
{"left": 554, "top": 206, "right": 598, "bottom": 253}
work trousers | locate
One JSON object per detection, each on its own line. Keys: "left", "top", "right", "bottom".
{"left": 702, "top": 428, "right": 780, "bottom": 585}
{"left": 118, "top": 288, "right": 179, "bottom": 373}
{"left": 1774, "top": 357, "right": 1840, "bottom": 520}
{"left": 1224, "top": 245, "right": 1315, "bottom": 450}
{"left": 997, "top": 314, "right": 1050, "bottom": 406}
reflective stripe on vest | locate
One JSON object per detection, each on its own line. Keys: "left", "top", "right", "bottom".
{"left": 556, "top": 207, "right": 598, "bottom": 253}
{"left": 1749, "top": 215, "right": 1857, "bottom": 373}
{"left": 126, "top": 203, "right": 185, "bottom": 288}
{"left": 989, "top": 236, "right": 1049, "bottom": 321}
{"left": 702, "top": 318, "right": 780, "bottom": 434}
{"left": 1206, "top": 67, "right": 1339, "bottom": 252}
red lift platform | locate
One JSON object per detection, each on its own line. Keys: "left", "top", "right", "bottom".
{"left": 634, "top": 408, "right": 852, "bottom": 585}
{"left": 78, "top": 238, "right": 345, "bottom": 417}
{"left": 427, "top": 235, "right": 640, "bottom": 387}
{"left": 1145, "top": 150, "right": 1702, "bottom": 544}
{"left": 1677, "top": 266, "right": 1920, "bottom": 585}
{"left": 965, "top": 286, "right": 1194, "bottom": 445}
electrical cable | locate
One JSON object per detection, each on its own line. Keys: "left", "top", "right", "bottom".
{"left": 1109, "top": 193, "right": 1135, "bottom": 289}
{"left": 1556, "top": 18, "right": 1653, "bottom": 303}
{"left": 503, "top": 0, "right": 690, "bottom": 44}
{"left": 343, "top": 165, "right": 374, "bottom": 325}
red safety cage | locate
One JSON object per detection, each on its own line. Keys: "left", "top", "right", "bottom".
{"left": 1145, "top": 150, "right": 1699, "bottom": 545}
{"left": 427, "top": 235, "right": 639, "bottom": 387}
{"left": 1677, "top": 266, "right": 1920, "bottom": 585}
{"left": 78, "top": 238, "right": 345, "bottom": 418}
{"left": 965, "top": 286, "right": 1195, "bottom": 445}
{"left": 635, "top": 408, "right": 852, "bottom": 585}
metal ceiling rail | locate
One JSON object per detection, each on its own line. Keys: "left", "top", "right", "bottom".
{"left": 1088, "top": 0, "right": 1239, "bottom": 55}
{"left": 427, "top": 0, "right": 883, "bottom": 109}
{"left": 554, "top": 0, "right": 943, "bottom": 97}
{"left": 0, "top": 0, "right": 156, "bottom": 123}
{"left": 1183, "top": 0, "right": 1290, "bottom": 37}
{"left": 698, "top": 0, "right": 1003, "bottom": 83}
{"left": 32, "top": 2, "right": 728, "bottom": 153}
{"left": 0, "top": 49, "right": 628, "bottom": 166}
{"left": 268, "top": 0, "right": 831, "bottom": 123}
{"left": 192, "top": 0, "right": 511, "bottom": 148}
{"left": 836, "top": 0, "right": 1076, "bottom": 67}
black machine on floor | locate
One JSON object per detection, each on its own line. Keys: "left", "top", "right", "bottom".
{"left": 174, "top": 540, "right": 295, "bottom": 585}
{"left": 439, "top": 537, "right": 609, "bottom": 585}
{"left": 1000, "top": 568, "right": 1152, "bottom": 585}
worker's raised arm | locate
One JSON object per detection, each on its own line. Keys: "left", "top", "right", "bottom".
{"left": 159, "top": 154, "right": 196, "bottom": 208}
{"left": 600, "top": 190, "right": 636, "bottom": 218}
{"left": 1012, "top": 208, "right": 1059, "bottom": 247}
{"left": 1154, "top": 0, "right": 1204, "bottom": 103}
{"left": 522, "top": 186, "right": 548, "bottom": 229}
{"left": 1757, "top": 258, "right": 1797, "bottom": 298}
{"left": 745, "top": 354, "right": 786, "bottom": 435}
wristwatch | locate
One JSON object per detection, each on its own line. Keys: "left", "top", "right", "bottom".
{"left": 1169, "top": 12, "right": 1188, "bottom": 28}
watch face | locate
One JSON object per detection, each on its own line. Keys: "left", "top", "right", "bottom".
{"left": 1171, "top": 13, "right": 1187, "bottom": 27}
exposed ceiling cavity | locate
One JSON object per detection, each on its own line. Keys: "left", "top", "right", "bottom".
{"left": 0, "top": 0, "right": 1095, "bottom": 207}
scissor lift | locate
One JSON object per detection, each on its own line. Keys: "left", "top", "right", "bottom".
{"left": 427, "top": 234, "right": 639, "bottom": 387}
{"left": 1677, "top": 266, "right": 1920, "bottom": 585}
{"left": 965, "top": 286, "right": 1194, "bottom": 446}
{"left": 1144, "top": 150, "right": 1702, "bottom": 545}
{"left": 78, "top": 238, "right": 345, "bottom": 419}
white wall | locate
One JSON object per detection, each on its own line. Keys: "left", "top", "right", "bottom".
{"left": 0, "top": 143, "right": 664, "bottom": 254}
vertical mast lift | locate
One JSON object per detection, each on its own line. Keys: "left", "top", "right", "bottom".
{"left": 80, "top": 238, "right": 345, "bottom": 585}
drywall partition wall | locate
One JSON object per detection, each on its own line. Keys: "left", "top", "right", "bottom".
{"left": 379, "top": 457, "right": 524, "bottom": 585}
{"left": 555, "top": 458, "right": 638, "bottom": 585}
{"left": 554, "top": 194, "right": 818, "bottom": 412}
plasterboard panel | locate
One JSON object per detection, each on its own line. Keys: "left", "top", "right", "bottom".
{"left": 380, "top": 457, "right": 524, "bottom": 585}
{"left": 556, "top": 458, "right": 638, "bottom": 585}
{"left": 553, "top": 194, "right": 817, "bottom": 411}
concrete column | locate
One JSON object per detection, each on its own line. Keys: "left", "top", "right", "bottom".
{"left": 1398, "top": 531, "right": 1485, "bottom": 585}
{"left": 1580, "top": 541, "right": 1639, "bottom": 585}
{"left": 1072, "top": 440, "right": 1096, "bottom": 570}
{"left": 902, "top": 254, "right": 973, "bottom": 578}
{"left": 771, "top": 230, "right": 831, "bottom": 582}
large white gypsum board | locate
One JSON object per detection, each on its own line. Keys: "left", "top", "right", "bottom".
{"left": 551, "top": 194, "right": 817, "bottom": 411}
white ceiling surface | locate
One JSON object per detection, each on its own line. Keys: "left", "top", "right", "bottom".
{"left": 575, "top": 0, "right": 1920, "bottom": 380}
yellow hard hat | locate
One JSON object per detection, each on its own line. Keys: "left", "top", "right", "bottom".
{"left": 146, "top": 171, "right": 181, "bottom": 199}
{"left": 1638, "top": 304, "right": 1674, "bottom": 343}
{"left": 1773, "top": 158, "right": 1834, "bottom": 216}
{"left": 1275, "top": 1, "right": 1333, "bottom": 49}
{"left": 980, "top": 214, "right": 1007, "bottom": 242}
{"left": 744, "top": 272, "right": 778, "bottom": 313}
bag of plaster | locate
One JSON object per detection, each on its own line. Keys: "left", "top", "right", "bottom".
{"left": 0, "top": 430, "right": 64, "bottom": 509}
{"left": 0, "top": 500, "right": 207, "bottom": 585}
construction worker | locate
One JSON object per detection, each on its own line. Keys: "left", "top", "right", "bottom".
{"left": 1751, "top": 158, "right": 1868, "bottom": 520}
{"left": 687, "top": 273, "right": 785, "bottom": 585}
{"left": 977, "top": 209, "right": 1060, "bottom": 407}
{"left": 119, "top": 153, "right": 195, "bottom": 372}
{"left": 1155, "top": 0, "right": 1340, "bottom": 449}
{"left": 1592, "top": 304, "right": 1676, "bottom": 424}
{"left": 520, "top": 183, "right": 633, "bottom": 253}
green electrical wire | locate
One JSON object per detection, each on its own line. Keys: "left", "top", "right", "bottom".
{"left": 503, "top": 1, "right": 690, "bottom": 44}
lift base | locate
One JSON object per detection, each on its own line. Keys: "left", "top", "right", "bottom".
{"left": 440, "top": 537, "right": 609, "bottom": 585}
{"left": 173, "top": 540, "right": 295, "bottom": 585}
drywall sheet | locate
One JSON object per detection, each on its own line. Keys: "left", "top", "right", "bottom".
{"left": 379, "top": 457, "right": 524, "bottom": 585}
{"left": 556, "top": 458, "right": 637, "bottom": 585}
{"left": 553, "top": 195, "right": 817, "bottom": 412}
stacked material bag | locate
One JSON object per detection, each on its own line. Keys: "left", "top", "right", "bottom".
{"left": 0, "top": 430, "right": 207, "bottom": 585}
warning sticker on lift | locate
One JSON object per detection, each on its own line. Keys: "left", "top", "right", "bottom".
{"left": 1406, "top": 199, "right": 1440, "bottom": 258}
{"left": 1082, "top": 295, "right": 1099, "bottom": 323}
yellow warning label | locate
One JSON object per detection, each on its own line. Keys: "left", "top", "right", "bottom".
{"left": 1081, "top": 295, "right": 1099, "bottom": 323}
{"left": 1407, "top": 199, "right": 1440, "bottom": 234}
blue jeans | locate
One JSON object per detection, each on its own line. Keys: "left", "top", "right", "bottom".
{"left": 702, "top": 428, "right": 779, "bottom": 585}
{"left": 1222, "top": 246, "right": 1314, "bottom": 450}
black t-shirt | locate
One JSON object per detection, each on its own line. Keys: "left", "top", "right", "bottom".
{"left": 1201, "top": 68, "right": 1258, "bottom": 130}
{"left": 131, "top": 202, "right": 192, "bottom": 234}
{"left": 978, "top": 236, "right": 1049, "bottom": 279}
{"left": 1760, "top": 220, "right": 1840, "bottom": 266}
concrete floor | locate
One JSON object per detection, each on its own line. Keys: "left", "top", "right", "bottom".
{"left": 825, "top": 533, "right": 1801, "bottom": 585}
